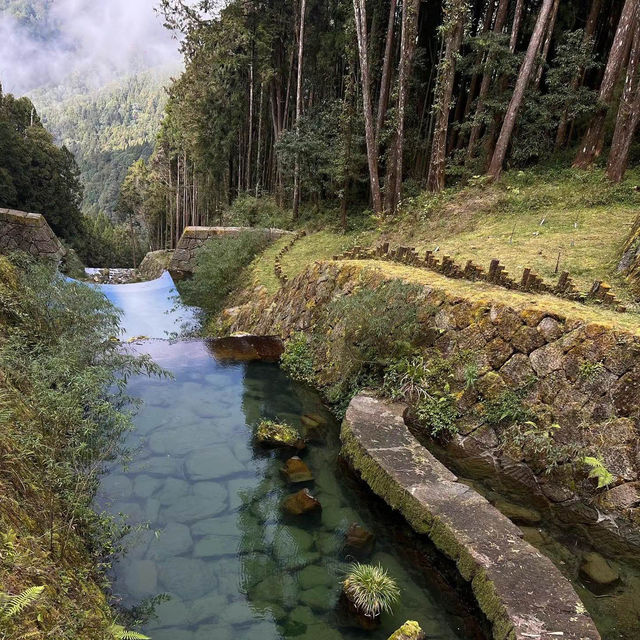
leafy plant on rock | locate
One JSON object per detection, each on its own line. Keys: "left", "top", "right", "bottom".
{"left": 343, "top": 563, "right": 400, "bottom": 619}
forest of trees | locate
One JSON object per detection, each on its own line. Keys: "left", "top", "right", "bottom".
{"left": 33, "top": 69, "right": 172, "bottom": 216}
{"left": 0, "top": 85, "right": 146, "bottom": 267}
{"left": 120, "top": 0, "right": 640, "bottom": 251}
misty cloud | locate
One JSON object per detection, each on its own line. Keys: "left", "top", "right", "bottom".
{"left": 0, "top": 0, "right": 181, "bottom": 94}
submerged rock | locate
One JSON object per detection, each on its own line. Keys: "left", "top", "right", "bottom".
{"left": 493, "top": 499, "right": 542, "bottom": 526}
{"left": 301, "top": 413, "right": 328, "bottom": 442}
{"left": 579, "top": 552, "right": 620, "bottom": 593}
{"left": 344, "top": 523, "right": 375, "bottom": 558}
{"left": 282, "top": 488, "right": 322, "bottom": 515}
{"left": 388, "top": 621, "right": 426, "bottom": 640}
{"left": 281, "top": 457, "right": 314, "bottom": 483}
{"left": 256, "top": 420, "right": 305, "bottom": 450}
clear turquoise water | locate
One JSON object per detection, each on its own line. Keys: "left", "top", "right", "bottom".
{"left": 93, "top": 273, "right": 484, "bottom": 640}
{"left": 98, "top": 340, "right": 482, "bottom": 640}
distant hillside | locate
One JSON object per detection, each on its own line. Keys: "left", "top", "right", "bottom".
{"left": 32, "top": 68, "right": 173, "bottom": 216}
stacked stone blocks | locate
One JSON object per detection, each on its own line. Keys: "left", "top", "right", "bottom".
{"left": 0, "top": 208, "right": 65, "bottom": 262}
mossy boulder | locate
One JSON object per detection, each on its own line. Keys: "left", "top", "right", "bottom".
{"left": 388, "top": 621, "right": 426, "bottom": 640}
{"left": 255, "top": 420, "right": 305, "bottom": 450}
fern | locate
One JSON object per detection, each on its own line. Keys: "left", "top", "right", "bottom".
{"left": 109, "top": 624, "right": 151, "bottom": 640}
{"left": 0, "top": 586, "right": 45, "bottom": 619}
{"left": 583, "top": 456, "right": 615, "bottom": 489}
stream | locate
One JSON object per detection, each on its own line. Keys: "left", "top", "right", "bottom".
{"left": 93, "top": 273, "right": 487, "bottom": 640}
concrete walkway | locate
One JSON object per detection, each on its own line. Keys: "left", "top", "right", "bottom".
{"left": 341, "top": 393, "right": 601, "bottom": 640}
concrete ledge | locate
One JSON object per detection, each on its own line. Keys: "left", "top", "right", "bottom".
{"left": 341, "top": 393, "right": 600, "bottom": 640}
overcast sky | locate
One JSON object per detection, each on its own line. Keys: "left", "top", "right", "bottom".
{"left": 0, "top": 0, "right": 182, "bottom": 95}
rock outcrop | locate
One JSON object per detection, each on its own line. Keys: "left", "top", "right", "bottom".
{"left": 224, "top": 259, "right": 640, "bottom": 558}
{"left": 0, "top": 208, "right": 65, "bottom": 263}
{"left": 342, "top": 393, "right": 600, "bottom": 640}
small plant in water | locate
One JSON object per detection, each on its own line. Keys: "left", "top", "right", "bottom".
{"left": 343, "top": 563, "right": 400, "bottom": 618}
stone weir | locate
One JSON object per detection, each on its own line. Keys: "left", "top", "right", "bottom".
{"left": 169, "top": 226, "right": 292, "bottom": 277}
{"left": 341, "top": 393, "right": 600, "bottom": 640}
{"left": 0, "top": 208, "right": 65, "bottom": 262}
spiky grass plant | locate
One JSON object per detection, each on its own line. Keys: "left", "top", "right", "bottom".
{"left": 343, "top": 563, "right": 400, "bottom": 618}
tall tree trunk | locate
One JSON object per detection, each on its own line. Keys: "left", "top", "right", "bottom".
{"left": 487, "top": 0, "right": 556, "bottom": 180}
{"left": 573, "top": 0, "right": 638, "bottom": 168}
{"left": 292, "top": 0, "right": 307, "bottom": 219}
{"left": 467, "top": 0, "right": 511, "bottom": 158}
{"left": 353, "top": 0, "right": 383, "bottom": 213}
{"left": 376, "top": 0, "right": 398, "bottom": 143}
{"left": 387, "top": 0, "right": 420, "bottom": 213}
{"left": 555, "top": 0, "right": 603, "bottom": 149}
{"left": 534, "top": 0, "right": 560, "bottom": 88}
{"left": 607, "top": 20, "right": 640, "bottom": 182}
{"left": 427, "top": 0, "right": 466, "bottom": 192}
{"left": 255, "top": 82, "right": 265, "bottom": 197}
{"left": 509, "top": 0, "right": 524, "bottom": 52}
{"left": 246, "top": 61, "right": 254, "bottom": 192}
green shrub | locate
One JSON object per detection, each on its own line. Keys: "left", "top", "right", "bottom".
{"left": 500, "top": 421, "right": 578, "bottom": 474}
{"left": 326, "top": 280, "right": 423, "bottom": 371}
{"left": 578, "top": 361, "right": 605, "bottom": 380}
{"left": 415, "top": 391, "right": 459, "bottom": 439}
{"left": 383, "top": 355, "right": 458, "bottom": 438}
{"left": 343, "top": 563, "right": 400, "bottom": 618}
{"left": 280, "top": 333, "right": 316, "bottom": 385}
{"left": 223, "top": 194, "right": 291, "bottom": 229}
{"left": 583, "top": 456, "right": 615, "bottom": 489}
{"left": 179, "top": 230, "right": 272, "bottom": 316}
{"left": 483, "top": 388, "right": 534, "bottom": 427}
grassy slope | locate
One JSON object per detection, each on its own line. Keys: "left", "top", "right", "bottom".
{"left": 244, "top": 167, "right": 640, "bottom": 330}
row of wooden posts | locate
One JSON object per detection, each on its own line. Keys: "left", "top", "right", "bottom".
{"left": 332, "top": 242, "right": 627, "bottom": 313}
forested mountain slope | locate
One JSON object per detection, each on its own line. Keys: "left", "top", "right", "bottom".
{"left": 32, "top": 69, "right": 173, "bottom": 216}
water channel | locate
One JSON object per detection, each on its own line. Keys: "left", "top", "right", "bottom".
{"left": 93, "top": 273, "right": 487, "bottom": 640}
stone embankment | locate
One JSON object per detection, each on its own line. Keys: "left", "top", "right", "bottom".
{"left": 0, "top": 208, "right": 66, "bottom": 262}
{"left": 223, "top": 260, "right": 640, "bottom": 559}
{"left": 341, "top": 393, "right": 600, "bottom": 640}
{"left": 169, "top": 226, "right": 292, "bottom": 277}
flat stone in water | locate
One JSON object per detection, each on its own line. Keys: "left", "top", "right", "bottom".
{"left": 298, "top": 564, "right": 333, "bottom": 590}
{"left": 148, "top": 423, "right": 227, "bottom": 456}
{"left": 299, "top": 584, "right": 336, "bottom": 612}
{"left": 146, "top": 628, "right": 194, "bottom": 640}
{"left": 133, "top": 474, "right": 163, "bottom": 499}
{"left": 188, "top": 591, "right": 229, "bottom": 625}
{"left": 156, "top": 477, "right": 190, "bottom": 506}
{"left": 240, "top": 552, "right": 278, "bottom": 590}
{"left": 122, "top": 559, "right": 157, "bottom": 599}
{"left": 158, "top": 556, "right": 217, "bottom": 600}
{"left": 191, "top": 513, "right": 237, "bottom": 537}
{"left": 227, "top": 477, "right": 259, "bottom": 510}
{"left": 193, "top": 624, "right": 233, "bottom": 640}
{"left": 185, "top": 446, "right": 245, "bottom": 480}
{"left": 146, "top": 594, "right": 190, "bottom": 629}
{"left": 160, "top": 492, "right": 227, "bottom": 523}
{"left": 219, "top": 600, "right": 254, "bottom": 626}
{"left": 130, "top": 455, "right": 183, "bottom": 477}
{"left": 100, "top": 474, "right": 132, "bottom": 499}
{"left": 193, "top": 533, "right": 239, "bottom": 557}
{"left": 147, "top": 522, "right": 193, "bottom": 560}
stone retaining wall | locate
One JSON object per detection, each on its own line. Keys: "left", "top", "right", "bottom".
{"left": 341, "top": 393, "right": 600, "bottom": 640}
{"left": 222, "top": 260, "right": 640, "bottom": 559}
{"left": 619, "top": 215, "right": 640, "bottom": 298}
{"left": 169, "top": 226, "right": 292, "bottom": 276}
{"left": 0, "top": 208, "right": 65, "bottom": 262}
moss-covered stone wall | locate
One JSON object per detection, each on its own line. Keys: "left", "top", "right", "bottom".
{"left": 224, "top": 260, "right": 640, "bottom": 559}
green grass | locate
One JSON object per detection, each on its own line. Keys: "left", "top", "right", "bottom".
{"left": 389, "top": 167, "right": 640, "bottom": 305}
{"left": 240, "top": 167, "right": 640, "bottom": 331}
